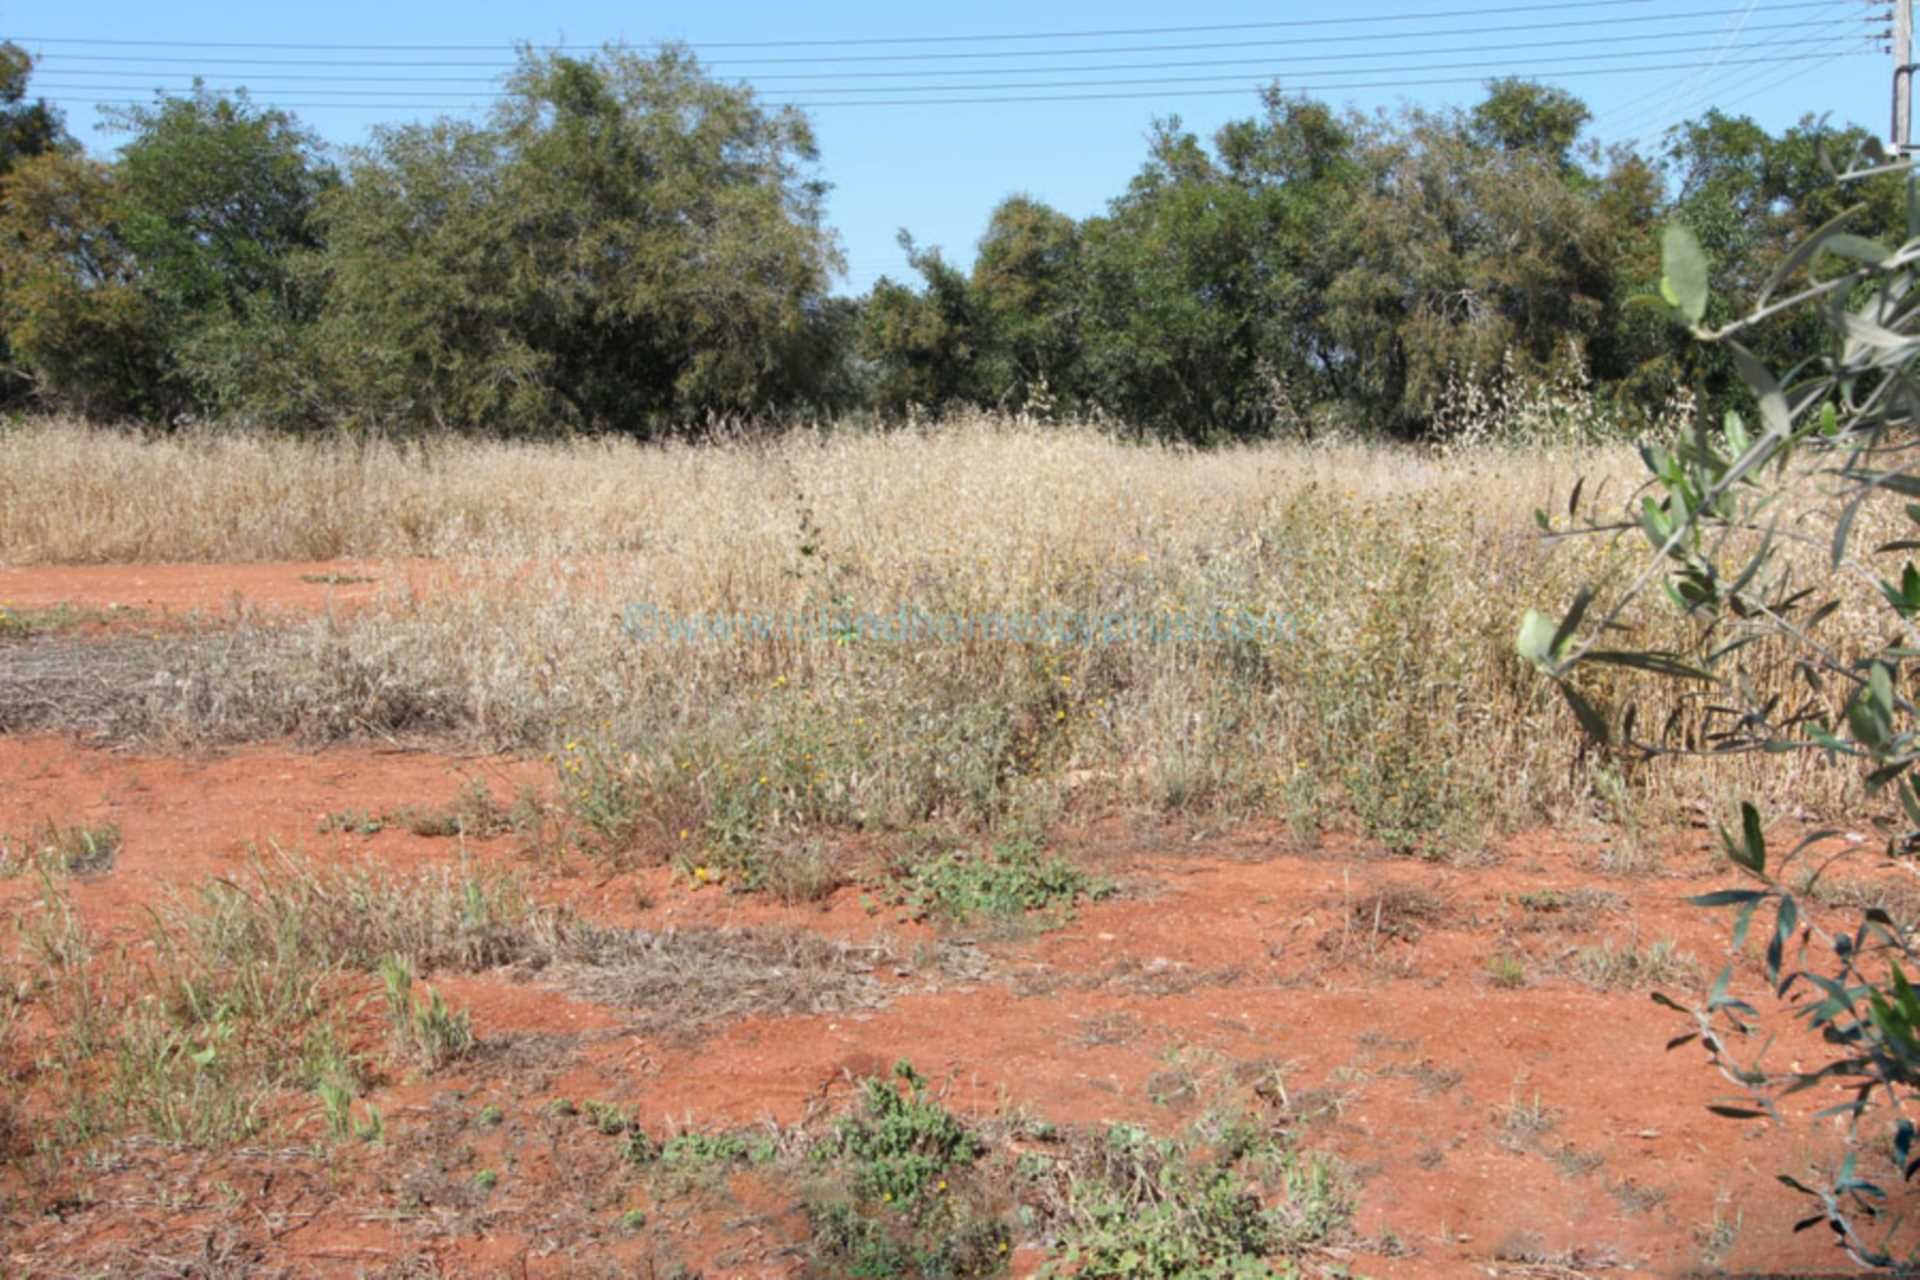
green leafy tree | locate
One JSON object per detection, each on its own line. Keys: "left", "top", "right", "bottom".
{"left": 1469, "top": 78, "right": 1591, "bottom": 171}
{"left": 318, "top": 43, "right": 843, "bottom": 435}
{"left": 857, "top": 232, "right": 990, "bottom": 416}
{"left": 0, "top": 42, "right": 74, "bottom": 404}
{"left": 1522, "top": 155, "right": 1920, "bottom": 1268}
{"left": 1078, "top": 95, "right": 1358, "bottom": 442}
{"left": 970, "top": 194, "right": 1085, "bottom": 413}
{"left": 0, "top": 43, "right": 69, "bottom": 178}
{"left": 1079, "top": 120, "right": 1274, "bottom": 441}
{"left": 1321, "top": 88, "right": 1646, "bottom": 437}
{"left": 103, "top": 85, "right": 338, "bottom": 424}
{"left": 0, "top": 151, "right": 168, "bottom": 417}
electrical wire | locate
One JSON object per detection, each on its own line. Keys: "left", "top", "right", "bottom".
{"left": 1599, "top": 0, "right": 1866, "bottom": 138}
{"left": 11, "top": 2, "right": 1855, "bottom": 69}
{"left": 32, "top": 50, "right": 1867, "bottom": 112}
{"left": 30, "top": 41, "right": 1880, "bottom": 103}
{"left": 26, "top": 21, "right": 1859, "bottom": 86}
{"left": 4, "top": 0, "right": 1824, "bottom": 52}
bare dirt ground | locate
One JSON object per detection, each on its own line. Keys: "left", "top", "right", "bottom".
{"left": 0, "top": 563, "right": 1889, "bottom": 1278}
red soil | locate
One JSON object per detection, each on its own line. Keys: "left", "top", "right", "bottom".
{"left": 0, "top": 556, "right": 638, "bottom": 631}
{"left": 0, "top": 729, "right": 1884, "bottom": 1277}
{"left": 0, "top": 559, "right": 413, "bottom": 623}
{"left": 0, "top": 558, "right": 1892, "bottom": 1275}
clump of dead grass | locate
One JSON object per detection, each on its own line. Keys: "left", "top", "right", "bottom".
{"left": 0, "top": 416, "right": 1889, "bottom": 845}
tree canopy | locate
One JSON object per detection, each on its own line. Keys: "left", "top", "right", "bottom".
{"left": 0, "top": 48, "right": 1898, "bottom": 443}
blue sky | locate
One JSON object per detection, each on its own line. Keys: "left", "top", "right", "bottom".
{"left": 6, "top": 0, "right": 1896, "bottom": 296}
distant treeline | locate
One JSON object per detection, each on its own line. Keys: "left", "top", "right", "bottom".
{"left": 0, "top": 41, "right": 1899, "bottom": 441}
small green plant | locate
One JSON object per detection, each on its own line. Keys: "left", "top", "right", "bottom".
{"left": 831, "top": 1061, "right": 980, "bottom": 1206}
{"left": 378, "top": 954, "right": 474, "bottom": 1070}
{"left": 804, "top": 1060, "right": 1011, "bottom": 1276}
{"left": 393, "top": 779, "right": 515, "bottom": 840}
{"left": 476, "top": 1103, "right": 504, "bottom": 1128}
{"left": 317, "top": 1079, "right": 354, "bottom": 1140}
{"left": 1492, "top": 1088, "right": 1558, "bottom": 1153}
{"left": 660, "top": 1130, "right": 751, "bottom": 1169}
{"left": 808, "top": 1197, "right": 1010, "bottom": 1279}
{"left": 3, "top": 821, "right": 121, "bottom": 875}
{"left": 619, "top": 1207, "right": 648, "bottom": 1233}
{"left": 581, "top": 1099, "right": 632, "bottom": 1135}
{"left": 1569, "top": 938, "right": 1699, "bottom": 992}
{"left": 1695, "top": 1205, "right": 1742, "bottom": 1269}
{"left": 1041, "top": 1124, "right": 1290, "bottom": 1278}
{"left": 1488, "top": 951, "right": 1527, "bottom": 989}
{"left": 1282, "top": 765, "right": 1322, "bottom": 844}
{"left": 472, "top": 1168, "right": 498, "bottom": 1192}
{"left": 894, "top": 836, "right": 1109, "bottom": 928}
{"left": 318, "top": 809, "right": 382, "bottom": 835}
{"left": 1343, "top": 756, "right": 1489, "bottom": 860}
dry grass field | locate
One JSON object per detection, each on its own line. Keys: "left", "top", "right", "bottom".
{"left": 0, "top": 415, "right": 1904, "bottom": 1277}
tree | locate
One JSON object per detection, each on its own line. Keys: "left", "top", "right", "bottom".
{"left": 857, "top": 232, "right": 989, "bottom": 416}
{"left": 970, "top": 195, "right": 1085, "bottom": 413}
{"left": 0, "top": 43, "right": 69, "bottom": 178}
{"left": 0, "top": 42, "right": 74, "bottom": 405}
{"left": 103, "top": 85, "right": 338, "bottom": 424}
{"left": 1469, "top": 78, "right": 1591, "bottom": 171}
{"left": 1077, "top": 98, "right": 1356, "bottom": 442}
{"left": 318, "top": 43, "right": 844, "bottom": 435}
{"left": 1522, "top": 159, "right": 1920, "bottom": 1269}
{"left": 0, "top": 151, "right": 168, "bottom": 417}
{"left": 1320, "top": 89, "right": 1644, "bottom": 437}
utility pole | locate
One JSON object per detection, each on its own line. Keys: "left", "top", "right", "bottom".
{"left": 1897, "top": 0, "right": 1914, "bottom": 154}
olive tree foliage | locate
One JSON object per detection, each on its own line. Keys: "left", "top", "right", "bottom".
{"left": 319, "top": 44, "right": 845, "bottom": 435}
{"left": 1521, "top": 149, "right": 1920, "bottom": 1267}
{"left": 1654, "top": 111, "right": 1909, "bottom": 413}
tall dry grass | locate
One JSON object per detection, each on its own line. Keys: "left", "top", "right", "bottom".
{"left": 0, "top": 414, "right": 1888, "bottom": 854}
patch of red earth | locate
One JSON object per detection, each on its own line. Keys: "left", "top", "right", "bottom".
{"left": 0, "top": 734, "right": 549, "bottom": 939}
{"left": 523, "top": 845, "right": 1871, "bottom": 1277}
{"left": 0, "top": 556, "right": 648, "bottom": 632}
{"left": 0, "top": 733, "right": 1905, "bottom": 1276}
{"left": 0, "top": 559, "right": 411, "bottom": 623}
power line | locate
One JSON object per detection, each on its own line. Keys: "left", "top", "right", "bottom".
{"left": 1704, "top": 46, "right": 1855, "bottom": 115}
{"left": 29, "top": 22, "right": 1862, "bottom": 86}
{"left": 1606, "top": 2, "right": 1866, "bottom": 139}
{"left": 1650, "top": 0, "right": 1764, "bottom": 129}
{"left": 2, "top": 0, "right": 1780, "bottom": 52}
{"left": 32, "top": 40, "right": 1879, "bottom": 102}
{"left": 769, "top": 48, "right": 1874, "bottom": 109}
{"left": 10, "top": 2, "right": 1855, "bottom": 69}
{"left": 34, "top": 50, "right": 1869, "bottom": 112}
{"left": 1595, "top": 0, "right": 1853, "bottom": 134}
